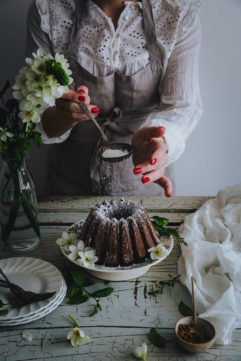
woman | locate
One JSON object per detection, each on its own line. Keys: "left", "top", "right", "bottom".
{"left": 26, "top": 0, "right": 202, "bottom": 197}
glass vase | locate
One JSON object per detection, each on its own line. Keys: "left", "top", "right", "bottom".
{"left": 0, "top": 158, "right": 41, "bottom": 253}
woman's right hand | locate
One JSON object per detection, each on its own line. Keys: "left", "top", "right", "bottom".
{"left": 42, "top": 85, "right": 99, "bottom": 138}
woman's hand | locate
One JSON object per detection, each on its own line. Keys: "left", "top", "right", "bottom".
{"left": 132, "top": 126, "right": 172, "bottom": 197}
{"left": 42, "top": 86, "right": 100, "bottom": 138}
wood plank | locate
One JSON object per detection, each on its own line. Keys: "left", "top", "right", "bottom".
{"left": 0, "top": 327, "right": 240, "bottom": 361}
{"left": 1, "top": 196, "right": 239, "bottom": 361}
{"left": 38, "top": 210, "right": 190, "bottom": 225}
{"left": 38, "top": 196, "right": 212, "bottom": 212}
{"left": 0, "top": 225, "right": 182, "bottom": 281}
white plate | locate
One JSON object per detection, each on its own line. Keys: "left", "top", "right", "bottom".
{"left": 0, "top": 282, "right": 67, "bottom": 326}
{"left": 0, "top": 257, "right": 64, "bottom": 320}
{"left": 0, "top": 281, "right": 66, "bottom": 322}
{"left": 60, "top": 221, "right": 174, "bottom": 281}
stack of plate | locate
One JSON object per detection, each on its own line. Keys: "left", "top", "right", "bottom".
{"left": 0, "top": 257, "right": 67, "bottom": 326}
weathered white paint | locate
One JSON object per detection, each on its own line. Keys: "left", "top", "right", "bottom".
{"left": 0, "top": 196, "right": 240, "bottom": 361}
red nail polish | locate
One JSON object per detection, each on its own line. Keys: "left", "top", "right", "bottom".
{"left": 91, "top": 107, "right": 99, "bottom": 113}
{"left": 167, "top": 192, "right": 172, "bottom": 198}
{"left": 134, "top": 168, "right": 142, "bottom": 175}
{"left": 143, "top": 177, "right": 150, "bottom": 184}
{"left": 78, "top": 95, "right": 85, "bottom": 102}
{"left": 79, "top": 89, "right": 86, "bottom": 94}
{"left": 151, "top": 158, "right": 157, "bottom": 165}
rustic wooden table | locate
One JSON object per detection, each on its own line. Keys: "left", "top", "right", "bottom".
{"left": 0, "top": 196, "right": 240, "bottom": 361}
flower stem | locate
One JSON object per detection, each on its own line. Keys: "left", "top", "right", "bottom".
{"left": 68, "top": 314, "right": 79, "bottom": 328}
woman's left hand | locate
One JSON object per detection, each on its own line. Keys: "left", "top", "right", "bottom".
{"left": 132, "top": 126, "right": 172, "bottom": 197}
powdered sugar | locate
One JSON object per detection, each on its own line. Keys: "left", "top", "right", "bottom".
{"left": 101, "top": 148, "right": 130, "bottom": 159}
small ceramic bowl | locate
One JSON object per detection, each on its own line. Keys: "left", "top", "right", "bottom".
{"left": 175, "top": 316, "right": 217, "bottom": 353}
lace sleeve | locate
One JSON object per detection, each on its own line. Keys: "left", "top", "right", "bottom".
{"left": 35, "top": 0, "right": 51, "bottom": 35}
{"left": 177, "top": 0, "right": 201, "bottom": 41}
{"left": 26, "top": 0, "right": 53, "bottom": 56}
{"left": 143, "top": 16, "right": 203, "bottom": 166}
{"left": 26, "top": 1, "right": 70, "bottom": 144}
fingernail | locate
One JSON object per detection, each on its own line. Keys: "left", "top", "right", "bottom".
{"left": 78, "top": 95, "right": 85, "bottom": 102}
{"left": 91, "top": 107, "right": 99, "bottom": 113}
{"left": 151, "top": 158, "right": 157, "bottom": 165}
{"left": 143, "top": 177, "right": 150, "bottom": 184}
{"left": 134, "top": 168, "right": 142, "bottom": 175}
{"left": 167, "top": 192, "right": 172, "bottom": 198}
{"left": 79, "top": 89, "right": 86, "bottom": 94}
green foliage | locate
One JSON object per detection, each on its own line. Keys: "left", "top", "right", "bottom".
{"left": 92, "top": 287, "right": 114, "bottom": 298}
{"left": 46, "top": 59, "right": 69, "bottom": 85}
{"left": 152, "top": 216, "right": 188, "bottom": 246}
{"left": 89, "top": 303, "right": 102, "bottom": 317}
{"left": 148, "top": 328, "right": 166, "bottom": 348}
{"left": 178, "top": 300, "right": 194, "bottom": 317}
{"left": 65, "top": 268, "right": 114, "bottom": 316}
{"left": 0, "top": 80, "right": 42, "bottom": 165}
{"left": 148, "top": 274, "right": 181, "bottom": 296}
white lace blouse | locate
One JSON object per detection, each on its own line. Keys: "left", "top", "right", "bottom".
{"left": 27, "top": 0, "right": 203, "bottom": 166}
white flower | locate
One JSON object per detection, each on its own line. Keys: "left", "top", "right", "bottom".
{"left": 19, "top": 99, "right": 33, "bottom": 112}
{"left": 133, "top": 343, "right": 147, "bottom": 360}
{"left": 55, "top": 53, "right": 72, "bottom": 76}
{"left": 0, "top": 127, "right": 14, "bottom": 142}
{"left": 19, "top": 106, "right": 41, "bottom": 125}
{"left": 77, "top": 249, "right": 98, "bottom": 269}
{"left": 12, "top": 49, "right": 72, "bottom": 129}
{"left": 56, "top": 231, "right": 77, "bottom": 251}
{"left": 68, "top": 241, "right": 85, "bottom": 261}
{"left": 148, "top": 243, "right": 168, "bottom": 261}
{"left": 22, "top": 330, "right": 33, "bottom": 342}
{"left": 67, "top": 327, "right": 91, "bottom": 347}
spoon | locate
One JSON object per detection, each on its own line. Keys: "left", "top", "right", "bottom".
{"left": 77, "top": 102, "right": 133, "bottom": 162}
{"left": 191, "top": 276, "right": 197, "bottom": 325}
{"left": 191, "top": 276, "right": 206, "bottom": 337}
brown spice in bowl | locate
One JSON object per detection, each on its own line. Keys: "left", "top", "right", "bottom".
{"left": 178, "top": 323, "right": 210, "bottom": 344}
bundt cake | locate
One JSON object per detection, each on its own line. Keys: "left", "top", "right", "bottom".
{"left": 80, "top": 199, "right": 160, "bottom": 267}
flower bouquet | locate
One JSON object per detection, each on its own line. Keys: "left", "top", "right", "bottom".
{"left": 0, "top": 49, "right": 73, "bottom": 252}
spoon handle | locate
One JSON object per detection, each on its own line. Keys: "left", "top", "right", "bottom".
{"left": 77, "top": 102, "right": 109, "bottom": 144}
{"left": 191, "top": 276, "right": 197, "bottom": 325}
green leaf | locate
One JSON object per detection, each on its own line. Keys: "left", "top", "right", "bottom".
{"left": 69, "top": 293, "right": 90, "bottom": 305}
{"left": 152, "top": 216, "right": 188, "bottom": 246}
{"left": 92, "top": 287, "right": 114, "bottom": 298}
{"left": 45, "top": 59, "right": 69, "bottom": 86}
{"left": 0, "top": 300, "right": 5, "bottom": 308}
{"left": 178, "top": 300, "right": 193, "bottom": 317}
{"left": 70, "top": 269, "right": 95, "bottom": 287}
{"left": 0, "top": 309, "right": 8, "bottom": 317}
{"left": 148, "top": 328, "right": 166, "bottom": 348}
{"left": 70, "top": 287, "right": 83, "bottom": 298}
{"left": 23, "top": 142, "right": 32, "bottom": 151}
{"left": 89, "top": 303, "right": 102, "bottom": 317}
{"left": 70, "top": 270, "right": 87, "bottom": 287}
{"left": 33, "top": 132, "right": 42, "bottom": 148}
{"left": 152, "top": 216, "right": 169, "bottom": 227}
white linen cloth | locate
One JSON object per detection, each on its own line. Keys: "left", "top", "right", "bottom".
{"left": 27, "top": 0, "right": 203, "bottom": 166}
{"left": 178, "top": 183, "right": 241, "bottom": 345}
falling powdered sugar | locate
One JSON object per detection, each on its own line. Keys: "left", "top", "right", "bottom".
{"left": 101, "top": 148, "right": 130, "bottom": 159}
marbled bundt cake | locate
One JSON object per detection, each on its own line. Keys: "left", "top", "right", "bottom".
{"left": 80, "top": 199, "right": 160, "bottom": 267}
